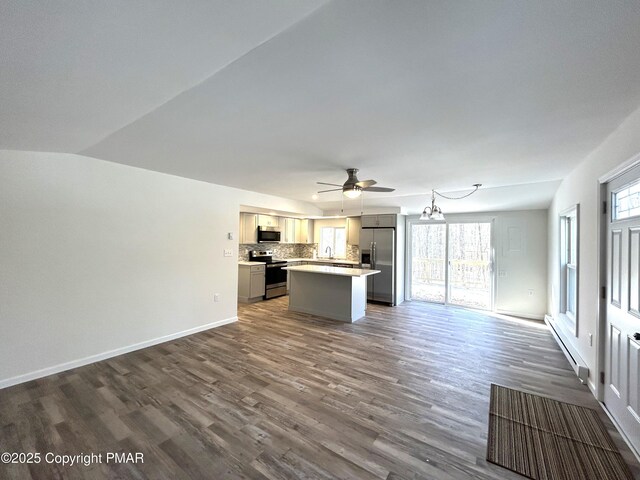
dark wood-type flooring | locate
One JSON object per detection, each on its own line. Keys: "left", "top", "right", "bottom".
{"left": 1, "top": 298, "right": 639, "bottom": 479}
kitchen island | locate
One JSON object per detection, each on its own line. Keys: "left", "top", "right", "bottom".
{"left": 283, "top": 265, "right": 380, "bottom": 322}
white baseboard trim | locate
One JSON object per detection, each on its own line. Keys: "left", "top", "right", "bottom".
{"left": 544, "top": 314, "right": 589, "bottom": 384}
{"left": 494, "top": 309, "right": 544, "bottom": 321}
{"left": 588, "top": 379, "right": 597, "bottom": 397}
{"left": 0, "top": 316, "right": 237, "bottom": 390}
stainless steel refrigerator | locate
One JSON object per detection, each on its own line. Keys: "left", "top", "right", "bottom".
{"left": 360, "top": 228, "right": 395, "bottom": 305}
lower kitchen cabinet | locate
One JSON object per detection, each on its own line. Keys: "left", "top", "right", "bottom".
{"left": 238, "top": 264, "right": 265, "bottom": 303}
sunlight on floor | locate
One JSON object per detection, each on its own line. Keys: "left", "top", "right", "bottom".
{"left": 487, "top": 311, "right": 549, "bottom": 330}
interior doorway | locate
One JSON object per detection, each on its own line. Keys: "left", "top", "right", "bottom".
{"left": 409, "top": 220, "right": 493, "bottom": 310}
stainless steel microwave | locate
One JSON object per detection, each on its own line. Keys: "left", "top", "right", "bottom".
{"left": 257, "top": 226, "right": 281, "bottom": 243}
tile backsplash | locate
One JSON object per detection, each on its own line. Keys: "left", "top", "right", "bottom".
{"left": 346, "top": 244, "right": 359, "bottom": 262}
{"left": 238, "top": 243, "right": 315, "bottom": 261}
{"left": 239, "top": 243, "right": 360, "bottom": 263}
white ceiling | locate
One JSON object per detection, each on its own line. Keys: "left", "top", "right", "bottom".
{"left": 0, "top": 0, "right": 327, "bottom": 152}
{"left": 3, "top": 1, "right": 640, "bottom": 214}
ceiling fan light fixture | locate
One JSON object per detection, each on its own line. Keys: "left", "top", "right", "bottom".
{"left": 317, "top": 169, "right": 395, "bottom": 198}
{"left": 343, "top": 185, "right": 362, "bottom": 198}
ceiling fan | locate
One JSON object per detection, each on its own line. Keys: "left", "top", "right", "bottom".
{"left": 317, "top": 168, "right": 395, "bottom": 198}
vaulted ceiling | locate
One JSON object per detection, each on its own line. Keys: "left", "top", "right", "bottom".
{"left": 3, "top": 1, "right": 640, "bottom": 213}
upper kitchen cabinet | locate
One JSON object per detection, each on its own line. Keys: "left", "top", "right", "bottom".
{"left": 361, "top": 214, "right": 396, "bottom": 228}
{"left": 281, "top": 217, "right": 297, "bottom": 244}
{"left": 257, "top": 214, "right": 278, "bottom": 227}
{"left": 239, "top": 213, "right": 258, "bottom": 244}
{"left": 296, "top": 219, "right": 314, "bottom": 243}
{"left": 346, "top": 217, "right": 361, "bottom": 245}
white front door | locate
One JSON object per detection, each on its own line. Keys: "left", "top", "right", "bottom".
{"left": 605, "top": 165, "right": 640, "bottom": 453}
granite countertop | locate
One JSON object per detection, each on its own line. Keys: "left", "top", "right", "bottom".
{"left": 238, "top": 261, "right": 265, "bottom": 266}
{"left": 283, "top": 265, "right": 380, "bottom": 277}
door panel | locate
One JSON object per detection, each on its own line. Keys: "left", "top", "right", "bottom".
{"left": 410, "top": 224, "right": 446, "bottom": 303}
{"left": 630, "top": 229, "right": 640, "bottom": 315}
{"left": 610, "top": 324, "right": 622, "bottom": 398}
{"left": 605, "top": 166, "right": 640, "bottom": 453}
{"left": 408, "top": 221, "right": 493, "bottom": 310}
{"left": 612, "top": 229, "right": 622, "bottom": 307}
{"left": 629, "top": 339, "right": 640, "bottom": 420}
{"left": 447, "top": 223, "right": 492, "bottom": 310}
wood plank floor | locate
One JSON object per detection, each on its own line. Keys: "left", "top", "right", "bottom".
{"left": 1, "top": 297, "right": 639, "bottom": 479}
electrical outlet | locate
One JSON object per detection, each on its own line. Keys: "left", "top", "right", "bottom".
{"left": 498, "top": 270, "right": 507, "bottom": 277}
{"left": 527, "top": 289, "right": 534, "bottom": 296}
{"left": 589, "top": 333, "right": 593, "bottom": 346}
{"left": 224, "top": 249, "right": 232, "bottom": 257}
{"left": 214, "top": 293, "right": 220, "bottom": 302}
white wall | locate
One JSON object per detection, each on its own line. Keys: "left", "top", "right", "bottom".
{"left": 493, "top": 210, "right": 548, "bottom": 319}
{"left": 0, "top": 150, "right": 321, "bottom": 388}
{"left": 548, "top": 105, "right": 640, "bottom": 393}
{"left": 406, "top": 209, "right": 548, "bottom": 319}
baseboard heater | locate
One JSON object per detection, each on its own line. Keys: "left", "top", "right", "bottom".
{"left": 544, "top": 315, "right": 589, "bottom": 384}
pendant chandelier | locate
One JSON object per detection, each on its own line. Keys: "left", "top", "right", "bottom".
{"left": 420, "top": 184, "right": 482, "bottom": 221}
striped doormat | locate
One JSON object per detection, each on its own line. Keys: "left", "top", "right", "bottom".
{"left": 486, "top": 384, "right": 634, "bottom": 480}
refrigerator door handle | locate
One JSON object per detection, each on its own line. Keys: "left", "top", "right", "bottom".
{"left": 373, "top": 242, "right": 377, "bottom": 268}
{"left": 370, "top": 242, "right": 374, "bottom": 268}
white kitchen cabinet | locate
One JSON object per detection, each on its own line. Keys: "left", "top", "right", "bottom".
{"left": 250, "top": 271, "right": 265, "bottom": 298}
{"left": 296, "top": 219, "right": 314, "bottom": 243}
{"left": 282, "top": 218, "right": 297, "bottom": 243}
{"left": 361, "top": 214, "right": 396, "bottom": 228}
{"left": 257, "top": 214, "right": 278, "bottom": 227}
{"left": 238, "top": 264, "right": 265, "bottom": 303}
{"left": 239, "top": 213, "right": 258, "bottom": 244}
{"left": 346, "top": 217, "right": 361, "bottom": 245}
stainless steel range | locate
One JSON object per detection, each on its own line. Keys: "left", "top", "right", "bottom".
{"left": 249, "top": 250, "right": 287, "bottom": 299}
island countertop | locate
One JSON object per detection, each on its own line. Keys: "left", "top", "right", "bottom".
{"left": 283, "top": 264, "right": 380, "bottom": 277}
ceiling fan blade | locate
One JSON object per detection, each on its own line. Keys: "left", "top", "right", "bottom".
{"left": 317, "top": 188, "right": 343, "bottom": 193}
{"left": 355, "top": 179, "right": 377, "bottom": 188}
{"left": 317, "top": 182, "right": 343, "bottom": 187}
{"left": 363, "top": 186, "right": 395, "bottom": 192}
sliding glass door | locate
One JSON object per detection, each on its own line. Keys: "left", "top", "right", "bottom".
{"left": 447, "top": 222, "right": 492, "bottom": 310}
{"left": 410, "top": 224, "right": 446, "bottom": 303}
{"left": 409, "top": 220, "right": 493, "bottom": 310}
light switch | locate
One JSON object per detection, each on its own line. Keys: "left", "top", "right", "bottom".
{"left": 228, "top": 232, "right": 234, "bottom": 240}
{"left": 224, "top": 249, "right": 233, "bottom": 257}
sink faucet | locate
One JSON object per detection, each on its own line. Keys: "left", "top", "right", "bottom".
{"left": 325, "top": 246, "right": 332, "bottom": 258}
